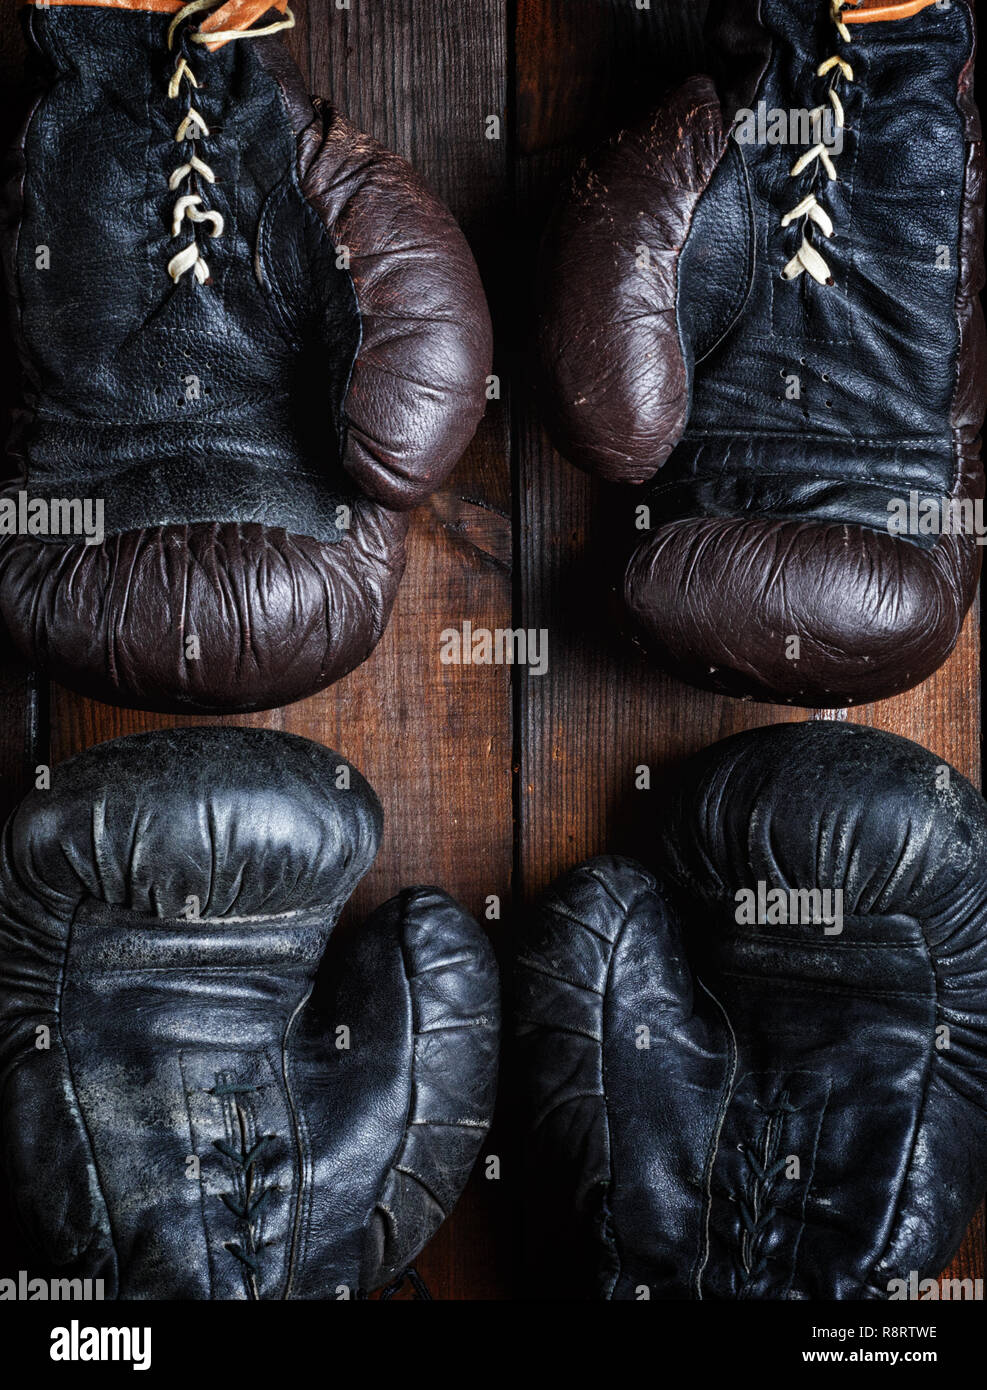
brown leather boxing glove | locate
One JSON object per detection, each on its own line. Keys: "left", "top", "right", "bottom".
{"left": 1, "top": 0, "right": 492, "bottom": 712}
{"left": 538, "top": 0, "right": 985, "bottom": 707}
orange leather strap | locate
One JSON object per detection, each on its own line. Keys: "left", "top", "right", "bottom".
{"left": 21, "top": 0, "right": 290, "bottom": 49}
{"left": 842, "top": 0, "right": 940, "bottom": 23}
{"left": 199, "top": 0, "right": 289, "bottom": 38}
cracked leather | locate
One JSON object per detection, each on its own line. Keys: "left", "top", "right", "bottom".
{"left": 0, "top": 4, "right": 492, "bottom": 713}
{"left": 537, "top": 0, "right": 986, "bottom": 707}
{"left": 0, "top": 727, "right": 500, "bottom": 1298}
{"left": 518, "top": 721, "right": 987, "bottom": 1300}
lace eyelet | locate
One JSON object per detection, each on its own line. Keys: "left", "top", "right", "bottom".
{"left": 779, "top": 2, "right": 854, "bottom": 289}
{"left": 164, "top": 2, "right": 295, "bottom": 285}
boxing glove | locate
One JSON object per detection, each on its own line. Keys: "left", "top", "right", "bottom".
{"left": 517, "top": 721, "right": 987, "bottom": 1299}
{"left": 538, "top": 0, "right": 985, "bottom": 707}
{"left": 0, "top": 727, "right": 499, "bottom": 1299}
{"left": 0, "top": 0, "right": 492, "bottom": 713}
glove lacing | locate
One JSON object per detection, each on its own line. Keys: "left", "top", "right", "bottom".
{"left": 737, "top": 1098, "right": 798, "bottom": 1296}
{"left": 212, "top": 1079, "right": 277, "bottom": 1300}
{"left": 377, "top": 1267, "right": 434, "bottom": 1301}
{"left": 780, "top": 0, "right": 855, "bottom": 286}
{"left": 165, "top": 0, "right": 296, "bottom": 285}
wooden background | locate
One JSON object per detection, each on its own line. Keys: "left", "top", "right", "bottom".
{"left": 0, "top": 0, "right": 983, "bottom": 1301}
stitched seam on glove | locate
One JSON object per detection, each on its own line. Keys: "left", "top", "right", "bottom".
{"left": 868, "top": 921, "right": 943, "bottom": 1286}
{"left": 56, "top": 900, "right": 121, "bottom": 1289}
{"left": 677, "top": 431, "right": 951, "bottom": 450}
{"left": 282, "top": 985, "right": 314, "bottom": 1301}
{"left": 594, "top": 864, "right": 638, "bottom": 1300}
{"left": 718, "top": 972, "right": 936, "bottom": 1002}
{"left": 685, "top": 141, "right": 755, "bottom": 364}
{"left": 359, "top": 888, "right": 419, "bottom": 1290}
{"left": 178, "top": 1049, "right": 217, "bottom": 1298}
{"left": 692, "top": 977, "right": 738, "bottom": 1300}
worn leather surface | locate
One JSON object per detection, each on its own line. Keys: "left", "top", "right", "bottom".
{"left": 538, "top": 0, "right": 986, "bottom": 706}
{"left": 0, "top": 4, "right": 492, "bottom": 712}
{"left": 518, "top": 721, "right": 987, "bottom": 1299}
{"left": 0, "top": 727, "right": 500, "bottom": 1298}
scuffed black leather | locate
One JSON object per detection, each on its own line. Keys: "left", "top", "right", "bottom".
{"left": 0, "top": 727, "right": 499, "bottom": 1299}
{"left": 518, "top": 721, "right": 987, "bottom": 1300}
{"left": 9, "top": 8, "right": 359, "bottom": 542}
{"left": 0, "top": 3, "right": 492, "bottom": 712}
{"left": 539, "top": 0, "right": 986, "bottom": 706}
{"left": 659, "top": 0, "right": 970, "bottom": 534}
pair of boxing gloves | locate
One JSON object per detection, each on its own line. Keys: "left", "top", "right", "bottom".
{"left": 3, "top": 0, "right": 982, "bottom": 712}
{"left": 3, "top": 719, "right": 986, "bottom": 1299}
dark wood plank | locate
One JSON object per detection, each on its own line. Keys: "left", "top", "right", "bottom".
{"left": 281, "top": 0, "right": 515, "bottom": 1303}
{"left": 516, "top": 0, "right": 984, "bottom": 1291}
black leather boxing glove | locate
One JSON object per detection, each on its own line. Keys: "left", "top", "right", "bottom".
{"left": 538, "top": 0, "right": 985, "bottom": 707}
{"left": 0, "top": 0, "right": 492, "bottom": 713}
{"left": 0, "top": 727, "right": 499, "bottom": 1299}
{"left": 518, "top": 721, "right": 987, "bottom": 1299}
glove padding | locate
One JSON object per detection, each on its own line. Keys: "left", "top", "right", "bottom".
{"left": 0, "top": 727, "right": 499, "bottom": 1299}
{"left": 0, "top": 2, "right": 492, "bottom": 712}
{"left": 538, "top": 0, "right": 985, "bottom": 706}
{"left": 518, "top": 721, "right": 987, "bottom": 1299}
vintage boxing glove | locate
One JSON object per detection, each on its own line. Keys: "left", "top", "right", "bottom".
{"left": 518, "top": 721, "right": 987, "bottom": 1298}
{"left": 0, "top": 727, "right": 499, "bottom": 1298}
{"left": 538, "top": 0, "right": 985, "bottom": 706}
{"left": 0, "top": 0, "right": 492, "bottom": 713}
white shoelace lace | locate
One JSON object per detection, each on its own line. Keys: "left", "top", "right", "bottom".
{"left": 780, "top": 0, "right": 854, "bottom": 286}
{"left": 166, "top": 0, "right": 296, "bottom": 284}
